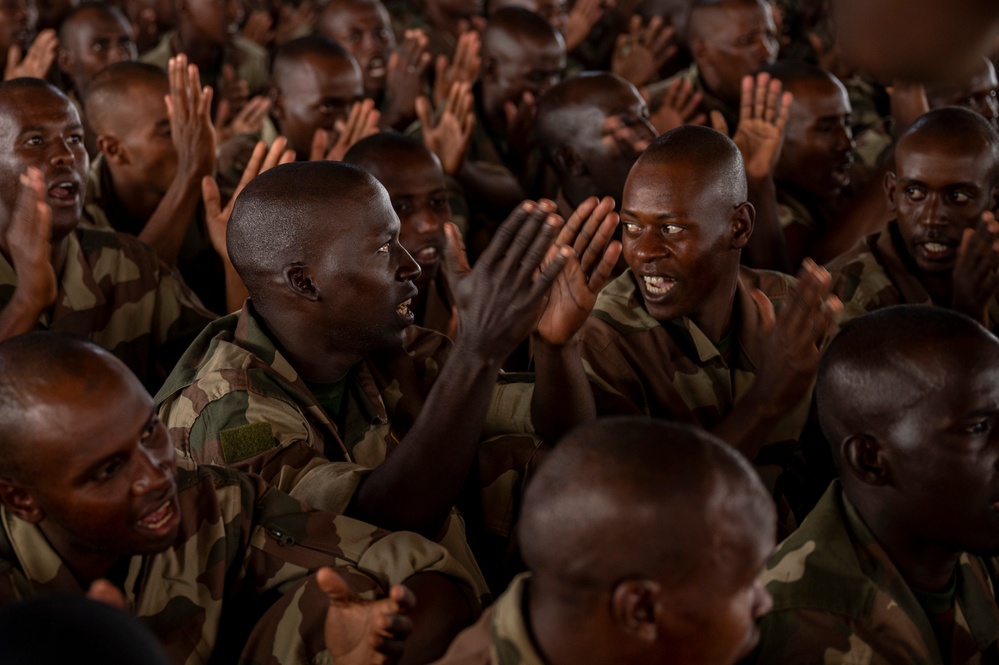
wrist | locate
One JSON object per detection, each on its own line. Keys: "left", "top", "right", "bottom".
{"left": 8, "top": 287, "right": 51, "bottom": 318}
{"left": 532, "top": 331, "right": 580, "bottom": 353}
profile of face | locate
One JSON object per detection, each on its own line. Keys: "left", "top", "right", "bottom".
{"left": 271, "top": 53, "right": 364, "bottom": 159}
{"left": 0, "top": 0, "right": 32, "bottom": 58}
{"left": 862, "top": 338, "right": 999, "bottom": 555}
{"left": 620, "top": 158, "right": 749, "bottom": 322}
{"left": 301, "top": 180, "right": 423, "bottom": 352}
{"left": 481, "top": 30, "right": 565, "bottom": 118}
{"left": 887, "top": 134, "right": 999, "bottom": 275}
{"left": 178, "top": 0, "right": 241, "bottom": 46}
{"left": 102, "top": 80, "right": 178, "bottom": 195}
{"left": 316, "top": 0, "right": 396, "bottom": 99}
{"left": 57, "top": 7, "right": 137, "bottom": 95}
{"left": 0, "top": 85, "right": 88, "bottom": 240}
{"left": 692, "top": 0, "right": 778, "bottom": 104}
{"left": 774, "top": 76, "right": 854, "bottom": 204}
{"left": 0, "top": 353, "right": 180, "bottom": 565}
{"left": 361, "top": 149, "right": 450, "bottom": 296}
{"left": 927, "top": 60, "right": 999, "bottom": 129}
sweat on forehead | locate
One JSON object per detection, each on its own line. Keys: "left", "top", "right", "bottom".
{"left": 816, "top": 306, "right": 997, "bottom": 448}
{"left": 519, "top": 417, "right": 773, "bottom": 587}
{"left": 632, "top": 124, "right": 747, "bottom": 198}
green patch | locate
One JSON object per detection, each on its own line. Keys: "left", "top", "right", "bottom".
{"left": 219, "top": 422, "right": 274, "bottom": 463}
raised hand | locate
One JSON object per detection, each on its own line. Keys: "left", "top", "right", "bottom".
{"left": 503, "top": 90, "right": 537, "bottom": 162}
{"left": 952, "top": 211, "right": 999, "bottom": 324}
{"left": 416, "top": 81, "right": 474, "bottom": 176}
{"left": 310, "top": 99, "right": 381, "bottom": 162}
{"left": 443, "top": 199, "right": 570, "bottom": 362}
{"left": 87, "top": 579, "right": 127, "bottom": 610}
{"left": 564, "top": 0, "right": 605, "bottom": 52}
{"left": 166, "top": 54, "right": 216, "bottom": 182}
{"left": 611, "top": 16, "right": 676, "bottom": 88}
{"left": 241, "top": 9, "right": 275, "bottom": 48}
{"left": 215, "top": 64, "right": 250, "bottom": 122}
{"left": 215, "top": 95, "right": 271, "bottom": 144}
{"left": 4, "top": 28, "right": 57, "bottom": 80}
{"left": 646, "top": 77, "right": 705, "bottom": 134}
{"left": 382, "top": 29, "right": 432, "bottom": 130}
{"left": 432, "top": 31, "right": 480, "bottom": 108}
{"left": 535, "top": 196, "right": 621, "bottom": 345}
{"left": 320, "top": 568, "right": 415, "bottom": 665}
{"left": 726, "top": 72, "right": 792, "bottom": 182}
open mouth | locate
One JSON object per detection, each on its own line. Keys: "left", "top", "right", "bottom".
{"left": 135, "top": 498, "right": 176, "bottom": 531}
{"left": 367, "top": 56, "right": 387, "bottom": 79}
{"left": 413, "top": 246, "right": 439, "bottom": 263}
{"left": 831, "top": 158, "right": 853, "bottom": 187}
{"left": 917, "top": 240, "right": 957, "bottom": 261}
{"left": 642, "top": 275, "right": 676, "bottom": 297}
{"left": 47, "top": 180, "right": 79, "bottom": 205}
{"left": 396, "top": 297, "right": 413, "bottom": 318}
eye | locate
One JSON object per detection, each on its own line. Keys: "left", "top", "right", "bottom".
{"left": 377, "top": 242, "right": 391, "bottom": 253}
{"left": 949, "top": 191, "right": 972, "bottom": 204}
{"left": 429, "top": 195, "right": 449, "bottom": 210}
{"left": 139, "top": 418, "right": 160, "bottom": 448}
{"left": 23, "top": 135, "right": 42, "bottom": 146}
{"left": 67, "top": 133, "right": 83, "bottom": 144}
{"left": 394, "top": 201, "right": 414, "bottom": 216}
{"left": 966, "top": 420, "right": 991, "bottom": 435}
{"left": 347, "top": 30, "right": 362, "bottom": 43}
{"left": 94, "top": 458, "right": 122, "bottom": 483}
{"left": 905, "top": 187, "right": 926, "bottom": 202}
{"left": 622, "top": 221, "right": 640, "bottom": 234}
{"left": 663, "top": 224, "right": 683, "bottom": 235}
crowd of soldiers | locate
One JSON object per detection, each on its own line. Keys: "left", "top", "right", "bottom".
{"left": 0, "top": 0, "right": 996, "bottom": 662}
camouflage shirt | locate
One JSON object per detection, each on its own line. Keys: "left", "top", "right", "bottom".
{"left": 0, "top": 462, "right": 478, "bottom": 665}
{"left": 579, "top": 267, "right": 810, "bottom": 527}
{"left": 155, "top": 302, "right": 540, "bottom": 599}
{"left": 746, "top": 481, "right": 999, "bottom": 665}
{"left": 0, "top": 226, "right": 215, "bottom": 393}
{"left": 645, "top": 63, "right": 739, "bottom": 137}
{"left": 431, "top": 573, "right": 542, "bottom": 665}
{"left": 826, "top": 222, "right": 999, "bottom": 327}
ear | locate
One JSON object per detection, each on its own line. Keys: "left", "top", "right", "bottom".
{"left": 611, "top": 579, "right": 662, "bottom": 643}
{"left": 481, "top": 55, "right": 497, "bottom": 83}
{"left": 884, "top": 170, "right": 898, "bottom": 213}
{"left": 0, "top": 480, "right": 44, "bottom": 524}
{"left": 554, "top": 145, "right": 585, "bottom": 176}
{"left": 841, "top": 434, "right": 892, "bottom": 487}
{"left": 284, "top": 264, "right": 319, "bottom": 301}
{"left": 97, "top": 135, "right": 127, "bottom": 165}
{"left": 268, "top": 86, "right": 284, "bottom": 122}
{"left": 690, "top": 37, "right": 707, "bottom": 63}
{"left": 730, "top": 201, "right": 754, "bottom": 250}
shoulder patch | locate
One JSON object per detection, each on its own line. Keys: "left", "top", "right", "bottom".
{"left": 219, "top": 422, "right": 275, "bottom": 463}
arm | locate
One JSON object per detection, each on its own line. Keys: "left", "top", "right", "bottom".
{"left": 352, "top": 201, "right": 570, "bottom": 536}
{"left": 138, "top": 55, "right": 216, "bottom": 267}
{"left": 380, "top": 29, "right": 432, "bottom": 131}
{"left": 712, "top": 259, "right": 840, "bottom": 460}
{"left": 951, "top": 211, "right": 999, "bottom": 325}
{"left": 531, "top": 196, "right": 622, "bottom": 442}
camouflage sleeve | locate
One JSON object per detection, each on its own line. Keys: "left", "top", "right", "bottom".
{"left": 827, "top": 252, "right": 896, "bottom": 326}
{"left": 747, "top": 607, "right": 877, "bottom": 665}
{"left": 577, "top": 321, "right": 647, "bottom": 417}
{"left": 483, "top": 373, "right": 535, "bottom": 437}
{"left": 161, "top": 386, "right": 368, "bottom": 515}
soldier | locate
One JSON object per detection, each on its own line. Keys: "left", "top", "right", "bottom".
{"left": 827, "top": 107, "right": 999, "bottom": 328}
{"left": 0, "top": 332, "right": 480, "bottom": 665}
{"left": 56, "top": 2, "right": 137, "bottom": 102}
{"left": 747, "top": 305, "right": 999, "bottom": 663}
{"left": 343, "top": 133, "right": 458, "bottom": 337}
{"left": 925, "top": 56, "right": 999, "bottom": 129}
{"left": 0, "top": 77, "right": 213, "bottom": 391}
{"left": 156, "top": 160, "right": 616, "bottom": 591}
{"left": 578, "top": 125, "right": 840, "bottom": 529}
{"left": 433, "top": 417, "right": 776, "bottom": 665}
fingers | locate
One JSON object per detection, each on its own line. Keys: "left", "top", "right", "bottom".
{"left": 310, "top": 127, "right": 330, "bottom": 161}
{"left": 86, "top": 579, "right": 127, "bottom": 610}
{"left": 317, "top": 567, "right": 357, "bottom": 603}
{"left": 709, "top": 109, "right": 728, "bottom": 134}
{"left": 477, "top": 201, "right": 535, "bottom": 269}
{"left": 415, "top": 94, "right": 433, "bottom": 132}
{"left": 202, "top": 174, "right": 222, "bottom": 222}
{"left": 780, "top": 258, "right": 839, "bottom": 348}
{"left": 587, "top": 239, "right": 622, "bottom": 293}
{"left": 557, "top": 195, "right": 599, "bottom": 248}
{"left": 575, "top": 198, "right": 619, "bottom": 274}
{"left": 750, "top": 287, "right": 777, "bottom": 331}
{"left": 752, "top": 72, "right": 770, "bottom": 121}
{"left": 442, "top": 221, "right": 472, "bottom": 281}
{"left": 508, "top": 202, "right": 564, "bottom": 285}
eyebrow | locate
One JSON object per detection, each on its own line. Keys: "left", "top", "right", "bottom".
{"left": 898, "top": 177, "right": 983, "bottom": 190}
{"left": 620, "top": 210, "right": 684, "bottom": 220}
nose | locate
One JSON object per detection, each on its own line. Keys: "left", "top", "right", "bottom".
{"left": 834, "top": 122, "right": 854, "bottom": 152}
{"left": 50, "top": 136, "right": 76, "bottom": 167}
{"left": 359, "top": 31, "right": 380, "bottom": 55}
{"left": 631, "top": 228, "right": 668, "bottom": 262}
{"left": 920, "top": 195, "right": 950, "bottom": 228}
{"left": 398, "top": 246, "right": 422, "bottom": 282}
{"left": 108, "top": 43, "right": 131, "bottom": 64}
{"left": 412, "top": 209, "right": 441, "bottom": 236}
{"left": 131, "top": 443, "right": 172, "bottom": 496}
{"left": 227, "top": 0, "right": 242, "bottom": 24}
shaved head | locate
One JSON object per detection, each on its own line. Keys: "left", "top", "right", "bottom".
{"left": 84, "top": 61, "right": 166, "bottom": 135}
{"left": 520, "top": 417, "right": 774, "bottom": 599}
{"left": 635, "top": 124, "right": 747, "bottom": 201}
{"left": 897, "top": 106, "right": 999, "bottom": 172}
{"left": 342, "top": 131, "right": 441, "bottom": 177}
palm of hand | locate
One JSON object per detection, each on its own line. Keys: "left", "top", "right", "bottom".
{"left": 734, "top": 119, "right": 781, "bottom": 179}
{"left": 325, "top": 601, "right": 387, "bottom": 665}
{"left": 536, "top": 258, "right": 593, "bottom": 345}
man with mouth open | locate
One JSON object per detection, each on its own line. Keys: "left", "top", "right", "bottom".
{"left": 0, "top": 77, "right": 214, "bottom": 392}
{"left": 745, "top": 305, "right": 999, "bottom": 664}
{"left": 578, "top": 125, "right": 840, "bottom": 531}
{"left": 827, "top": 107, "right": 999, "bottom": 329}
{"left": 0, "top": 332, "right": 482, "bottom": 665}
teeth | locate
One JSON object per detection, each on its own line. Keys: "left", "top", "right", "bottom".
{"left": 924, "top": 242, "right": 949, "bottom": 253}
{"left": 416, "top": 247, "right": 438, "bottom": 260}
{"left": 137, "top": 501, "right": 172, "bottom": 529}
{"left": 643, "top": 275, "right": 674, "bottom": 296}
{"left": 396, "top": 298, "right": 412, "bottom": 315}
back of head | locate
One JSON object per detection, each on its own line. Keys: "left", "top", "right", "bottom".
{"left": 226, "top": 161, "right": 380, "bottom": 303}
{"left": 634, "top": 124, "right": 747, "bottom": 200}
{"left": 763, "top": 58, "right": 839, "bottom": 94}
{"left": 898, "top": 105, "right": 999, "bottom": 169}
{"left": 520, "top": 417, "right": 773, "bottom": 597}
{"left": 342, "top": 131, "right": 438, "bottom": 175}
{"left": 536, "top": 71, "right": 632, "bottom": 164}
{"left": 84, "top": 61, "right": 166, "bottom": 133}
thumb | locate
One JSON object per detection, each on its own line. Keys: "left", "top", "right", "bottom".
{"left": 442, "top": 222, "right": 471, "bottom": 280}
{"left": 87, "top": 579, "right": 127, "bottom": 610}
{"left": 309, "top": 127, "right": 329, "bottom": 161}
{"left": 201, "top": 175, "right": 221, "bottom": 219}
{"left": 215, "top": 97, "right": 231, "bottom": 127}
{"left": 749, "top": 288, "right": 776, "bottom": 331}
{"left": 957, "top": 225, "right": 975, "bottom": 264}
{"left": 5, "top": 44, "right": 20, "bottom": 75}
{"left": 317, "top": 567, "right": 355, "bottom": 604}
{"left": 709, "top": 109, "right": 728, "bottom": 134}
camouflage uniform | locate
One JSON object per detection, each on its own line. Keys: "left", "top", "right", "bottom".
{"left": 0, "top": 226, "right": 215, "bottom": 393}
{"left": 578, "top": 267, "right": 810, "bottom": 529}
{"left": 777, "top": 187, "right": 820, "bottom": 235}
{"left": 141, "top": 32, "right": 271, "bottom": 96}
{"left": 845, "top": 73, "right": 894, "bottom": 172}
{"left": 746, "top": 481, "right": 999, "bottom": 665}
{"left": 644, "top": 63, "right": 739, "bottom": 137}
{"left": 84, "top": 153, "right": 227, "bottom": 315}
{"left": 156, "top": 302, "right": 542, "bottom": 599}
{"left": 826, "top": 222, "right": 999, "bottom": 327}
{"left": 0, "top": 462, "right": 479, "bottom": 665}
{"left": 430, "top": 573, "right": 540, "bottom": 665}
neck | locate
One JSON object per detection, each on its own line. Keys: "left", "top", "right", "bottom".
{"left": 173, "top": 29, "right": 223, "bottom": 72}
{"left": 38, "top": 521, "right": 123, "bottom": 588}
{"left": 686, "top": 267, "right": 739, "bottom": 344}
{"left": 256, "top": 305, "right": 363, "bottom": 382}
{"left": 107, "top": 169, "right": 163, "bottom": 227}
{"left": 528, "top": 580, "right": 618, "bottom": 665}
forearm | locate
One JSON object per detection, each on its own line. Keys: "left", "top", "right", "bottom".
{"left": 530, "top": 335, "right": 596, "bottom": 442}
{"left": 137, "top": 171, "right": 203, "bottom": 266}
{"left": 0, "top": 293, "right": 47, "bottom": 341}
{"left": 744, "top": 176, "right": 791, "bottom": 273}
{"left": 352, "top": 344, "right": 502, "bottom": 537}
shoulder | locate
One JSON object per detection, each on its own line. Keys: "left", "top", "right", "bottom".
{"left": 738, "top": 266, "right": 796, "bottom": 302}
{"left": 589, "top": 271, "right": 659, "bottom": 334}
{"left": 825, "top": 235, "right": 896, "bottom": 323}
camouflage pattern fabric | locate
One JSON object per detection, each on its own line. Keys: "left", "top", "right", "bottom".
{"left": 156, "top": 302, "right": 543, "bottom": 600}
{"left": 383, "top": 0, "right": 456, "bottom": 60}
{"left": 0, "top": 462, "right": 479, "bottom": 665}
{"left": 141, "top": 31, "right": 271, "bottom": 96}
{"left": 645, "top": 63, "right": 739, "bottom": 136}
{"left": 777, "top": 187, "right": 820, "bottom": 232}
{"left": 845, "top": 73, "right": 894, "bottom": 172}
{"left": 826, "top": 222, "right": 999, "bottom": 327}
{"left": 578, "top": 267, "right": 810, "bottom": 531}
{"left": 0, "top": 226, "right": 215, "bottom": 393}
{"left": 745, "top": 481, "right": 999, "bottom": 665}
{"left": 430, "top": 573, "right": 543, "bottom": 665}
